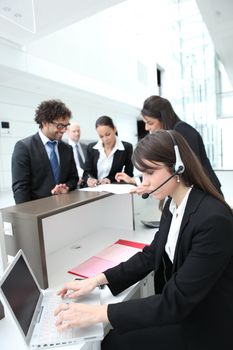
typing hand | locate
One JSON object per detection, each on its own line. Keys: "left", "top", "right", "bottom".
{"left": 54, "top": 303, "right": 108, "bottom": 330}
{"left": 57, "top": 278, "right": 97, "bottom": 299}
{"left": 51, "top": 184, "right": 69, "bottom": 195}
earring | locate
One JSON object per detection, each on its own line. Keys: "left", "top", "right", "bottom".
{"left": 176, "top": 175, "right": 180, "bottom": 183}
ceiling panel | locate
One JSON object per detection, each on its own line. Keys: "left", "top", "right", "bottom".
{"left": 0, "top": 0, "right": 125, "bottom": 46}
{"left": 196, "top": 0, "right": 233, "bottom": 85}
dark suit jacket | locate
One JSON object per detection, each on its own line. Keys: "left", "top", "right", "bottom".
{"left": 12, "top": 132, "right": 78, "bottom": 204}
{"left": 82, "top": 140, "right": 134, "bottom": 185}
{"left": 105, "top": 188, "right": 233, "bottom": 349}
{"left": 174, "top": 121, "right": 222, "bottom": 193}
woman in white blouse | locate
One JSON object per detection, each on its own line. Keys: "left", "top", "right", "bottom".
{"left": 82, "top": 116, "right": 134, "bottom": 187}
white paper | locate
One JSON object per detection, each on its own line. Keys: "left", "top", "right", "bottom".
{"left": 79, "top": 183, "right": 136, "bottom": 194}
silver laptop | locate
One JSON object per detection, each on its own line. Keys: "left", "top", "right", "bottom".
{"left": 0, "top": 249, "right": 104, "bottom": 348}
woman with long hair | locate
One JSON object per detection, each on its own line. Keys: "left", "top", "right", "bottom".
{"left": 141, "top": 95, "right": 222, "bottom": 193}
{"left": 116, "top": 95, "right": 222, "bottom": 195}
{"left": 55, "top": 131, "right": 233, "bottom": 350}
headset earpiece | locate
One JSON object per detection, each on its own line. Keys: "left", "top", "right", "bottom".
{"left": 173, "top": 145, "right": 185, "bottom": 174}
{"left": 167, "top": 131, "right": 185, "bottom": 174}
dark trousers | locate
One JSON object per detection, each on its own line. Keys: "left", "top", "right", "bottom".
{"left": 101, "top": 325, "right": 187, "bottom": 350}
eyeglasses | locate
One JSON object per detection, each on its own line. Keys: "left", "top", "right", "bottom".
{"left": 52, "top": 121, "right": 70, "bottom": 130}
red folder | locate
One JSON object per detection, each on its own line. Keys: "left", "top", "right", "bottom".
{"left": 68, "top": 239, "right": 147, "bottom": 278}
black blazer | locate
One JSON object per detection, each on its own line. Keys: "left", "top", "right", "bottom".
{"left": 12, "top": 133, "right": 78, "bottom": 204}
{"left": 105, "top": 188, "right": 233, "bottom": 349}
{"left": 82, "top": 140, "right": 134, "bottom": 185}
{"left": 174, "top": 121, "right": 222, "bottom": 193}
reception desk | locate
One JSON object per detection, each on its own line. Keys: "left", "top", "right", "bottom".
{"left": 0, "top": 190, "right": 135, "bottom": 289}
{"left": 0, "top": 190, "right": 157, "bottom": 350}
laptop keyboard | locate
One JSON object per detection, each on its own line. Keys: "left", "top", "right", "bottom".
{"left": 32, "top": 292, "right": 77, "bottom": 347}
{"left": 31, "top": 289, "right": 103, "bottom": 348}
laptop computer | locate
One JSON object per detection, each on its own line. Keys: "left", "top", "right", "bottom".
{"left": 0, "top": 249, "right": 104, "bottom": 348}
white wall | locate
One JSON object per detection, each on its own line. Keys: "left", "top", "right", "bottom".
{"left": 25, "top": 0, "right": 167, "bottom": 97}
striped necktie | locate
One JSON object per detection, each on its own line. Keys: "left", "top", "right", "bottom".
{"left": 47, "top": 141, "right": 60, "bottom": 184}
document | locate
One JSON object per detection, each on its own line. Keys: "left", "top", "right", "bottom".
{"left": 79, "top": 183, "right": 136, "bottom": 194}
{"left": 68, "top": 239, "right": 147, "bottom": 278}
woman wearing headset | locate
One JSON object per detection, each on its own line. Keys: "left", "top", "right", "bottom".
{"left": 55, "top": 131, "right": 233, "bottom": 350}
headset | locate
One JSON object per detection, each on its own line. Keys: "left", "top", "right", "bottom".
{"left": 166, "top": 130, "right": 185, "bottom": 175}
{"left": 142, "top": 131, "right": 185, "bottom": 199}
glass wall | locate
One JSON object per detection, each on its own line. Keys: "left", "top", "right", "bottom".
{"left": 168, "top": 0, "right": 233, "bottom": 169}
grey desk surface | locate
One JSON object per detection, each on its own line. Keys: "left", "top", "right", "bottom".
{"left": 0, "top": 190, "right": 112, "bottom": 218}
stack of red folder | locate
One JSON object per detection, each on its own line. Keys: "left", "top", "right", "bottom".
{"left": 68, "top": 239, "right": 147, "bottom": 278}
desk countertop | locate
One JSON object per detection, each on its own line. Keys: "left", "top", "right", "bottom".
{"left": 0, "top": 190, "right": 112, "bottom": 219}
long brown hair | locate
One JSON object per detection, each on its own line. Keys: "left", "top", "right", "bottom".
{"left": 132, "top": 130, "right": 231, "bottom": 212}
{"left": 141, "top": 95, "right": 180, "bottom": 129}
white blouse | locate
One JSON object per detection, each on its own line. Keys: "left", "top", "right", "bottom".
{"left": 165, "top": 187, "right": 193, "bottom": 262}
{"left": 93, "top": 137, "right": 125, "bottom": 180}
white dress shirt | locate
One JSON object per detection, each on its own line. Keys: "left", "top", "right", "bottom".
{"left": 165, "top": 187, "right": 193, "bottom": 262}
{"left": 93, "top": 137, "right": 125, "bottom": 180}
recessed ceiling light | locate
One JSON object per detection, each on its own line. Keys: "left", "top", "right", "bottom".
{"left": 14, "top": 13, "right": 22, "bottom": 18}
{"left": 3, "top": 7, "right": 11, "bottom": 12}
{"left": 0, "top": 0, "right": 36, "bottom": 33}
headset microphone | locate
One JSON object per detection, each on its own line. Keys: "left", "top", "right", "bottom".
{"left": 142, "top": 166, "right": 183, "bottom": 199}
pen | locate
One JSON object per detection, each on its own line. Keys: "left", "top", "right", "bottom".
{"left": 88, "top": 174, "right": 99, "bottom": 187}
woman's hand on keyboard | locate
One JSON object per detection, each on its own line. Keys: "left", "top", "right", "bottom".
{"left": 57, "top": 278, "right": 96, "bottom": 299}
{"left": 54, "top": 303, "right": 108, "bottom": 330}
{"left": 57, "top": 273, "right": 107, "bottom": 299}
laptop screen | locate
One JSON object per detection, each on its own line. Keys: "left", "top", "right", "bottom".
{"left": 1, "top": 254, "right": 40, "bottom": 337}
